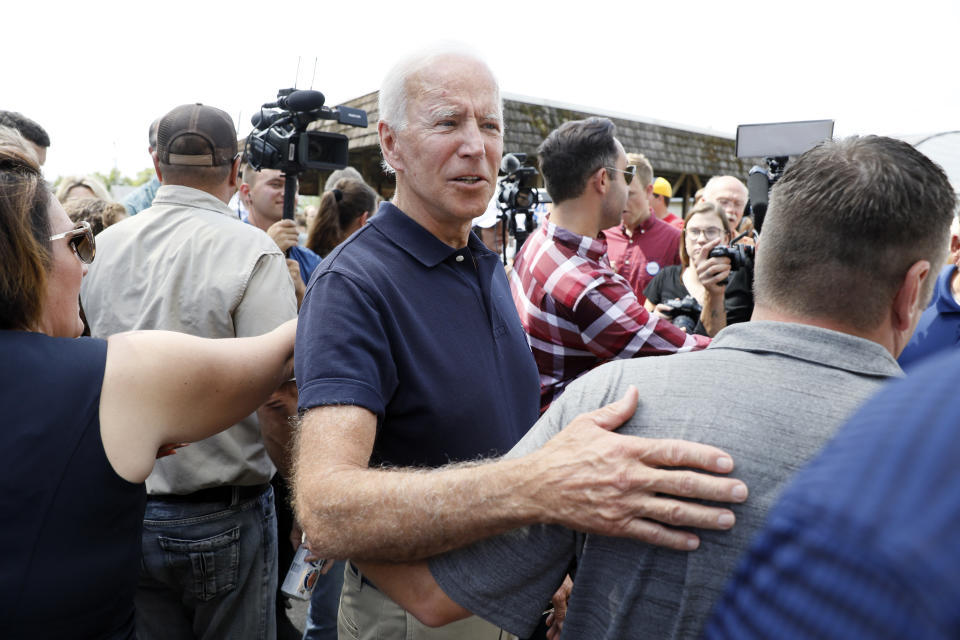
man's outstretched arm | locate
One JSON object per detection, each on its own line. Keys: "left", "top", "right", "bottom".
{"left": 293, "top": 386, "right": 748, "bottom": 562}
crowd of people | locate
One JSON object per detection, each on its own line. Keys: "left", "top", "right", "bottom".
{"left": 2, "top": 42, "right": 959, "bottom": 640}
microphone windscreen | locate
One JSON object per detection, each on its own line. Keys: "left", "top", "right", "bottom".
{"left": 747, "top": 169, "right": 769, "bottom": 207}
{"left": 284, "top": 90, "right": 325, "bottom": 112}
{"left": 501, "top": 153, "right": 521, "bottom": 175}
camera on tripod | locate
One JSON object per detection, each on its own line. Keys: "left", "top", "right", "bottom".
{"left": 736, "top": 119, "right": 834, "bottom": 232}
{"left": 496, "top": 153, "right": 540, "bottom": 258}
{"left": 245, "top": 88, "right": 368, "bottom": 219}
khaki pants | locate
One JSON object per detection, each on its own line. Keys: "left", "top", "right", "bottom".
{"left": 338, "top": 561, "right": 514, "bottom": 640}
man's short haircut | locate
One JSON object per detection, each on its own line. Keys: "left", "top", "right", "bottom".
{"left": 626, "top": 152, "right": 654, "bottom": 190}
{"left": 0, "top": 111, "right": 50, "bottom": 148}
{"left": 537, "top": 117, "right": 619, "bottom": 205}
{"left": 240, "top": 163, "right": 259, "bottom": 187}
{"left": 378, "top": 44, "right": 502, "bottom": 174}
{"left": 754, "top": 135, "right": 957, "bottom": 330}
{"left": 148, "top": 118, "right": 160, "bottom": 150}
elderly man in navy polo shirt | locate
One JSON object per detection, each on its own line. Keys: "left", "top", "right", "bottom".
{"left": 292, "top": 46, "right": 748, "bottom": 640}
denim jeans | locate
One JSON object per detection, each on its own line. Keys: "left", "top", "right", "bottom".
{"left": 135, "top": 485, "right": 278, "bottom": 640}
{"left": 302, "top": 560, "right": 346, "bottom": 640}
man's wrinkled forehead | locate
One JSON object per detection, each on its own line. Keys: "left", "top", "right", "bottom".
{"left": 406, "top": 58, "right": 502, "bottom": 121}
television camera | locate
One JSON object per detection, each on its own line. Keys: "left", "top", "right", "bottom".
{"left": 496, "top": 152, "right": 540, "bottom": 262}
{"left": 245, "top": 88, "right": 368, "bottom": 220}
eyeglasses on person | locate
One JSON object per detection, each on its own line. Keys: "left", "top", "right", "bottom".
{"left": 604, "top": 164, "right": 637, "bottom": 185}
{"left": 49, "top": 220, "right": 96, "bottom": 264}
{"left": 686, "top": 226, "right": 724, "bottom": 242}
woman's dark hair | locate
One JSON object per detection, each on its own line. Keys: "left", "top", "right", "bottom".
{"left": 307, "top": 178, "right": 378, "bottom": 257}
{"left": 0, "top": 126, "right": 51, "bottom": 330}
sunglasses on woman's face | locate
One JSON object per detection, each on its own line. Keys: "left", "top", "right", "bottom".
{"left": 49, "top": 220, "right": 96, "bottom": 264}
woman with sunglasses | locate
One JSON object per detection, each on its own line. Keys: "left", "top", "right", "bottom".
{"left": 643, "top": 200, "right": 753, "bottom": 337}
{"left": 0, "top": 129, "right": 296, "bottom": 639}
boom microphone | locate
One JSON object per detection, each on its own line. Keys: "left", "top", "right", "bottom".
{"left": 747, "top": 166, "right": 770, "bottom": 233}
{"left": 264, "top": 90, "right": 326, "bottom": 112}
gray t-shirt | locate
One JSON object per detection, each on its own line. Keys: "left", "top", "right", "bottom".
{"left": 430, "top": 321, "right": 902, "bottom": 639}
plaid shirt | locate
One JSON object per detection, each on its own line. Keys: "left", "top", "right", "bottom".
{"left": 511, "top": 219, "right": 709, "bottom": 410}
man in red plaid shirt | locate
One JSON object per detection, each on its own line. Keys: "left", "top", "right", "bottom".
{"left": 511, "top": 118, "right": 709, "bottom": 410}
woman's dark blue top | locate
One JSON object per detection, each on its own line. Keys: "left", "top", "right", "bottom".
{"left": 0, "top": 331, "right": 145, "bottom": 639}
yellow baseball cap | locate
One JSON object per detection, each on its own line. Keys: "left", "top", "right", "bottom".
{"left": 652, "top": 177, "right": 672, "bottom": 198}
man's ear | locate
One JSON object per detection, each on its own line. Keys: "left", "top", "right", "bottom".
{"left": 238, "top": 180, "right": 251, "bottom": 205}
{"left": 949, "top": 233, "right": 960, "bottom": 264}
{"left": 592, "top": 166, "right": 609, "bottom": 196}
{"left": 378, "top": 121, "right": 404, "bottom": 173}
{"left": 892, "top": 259, "right": 931, "bottom": 332}
{"left": 226, "top": 156, "right": 242, "bottom": 192}
{"left": 152, "top": 152, "right": 163, "bottom": 183}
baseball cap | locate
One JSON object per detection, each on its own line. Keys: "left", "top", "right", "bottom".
{"left": 652, "top": 177, "right": 673, "bottom": 198}
{"left": 156, "top": 103, "right": 237, "bottom": 167}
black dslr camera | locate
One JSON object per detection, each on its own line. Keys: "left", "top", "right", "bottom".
{"left": 707, "top": 241, "right": 755, "bottom": 287}
{"left": 708, "top": 243, "right": 755, "bottom": 271}
{"left": 662, "top": 295, "right": 703, "bottom": 334}
{"left": 245, "top": 88, "right": 368, "bottom": 219}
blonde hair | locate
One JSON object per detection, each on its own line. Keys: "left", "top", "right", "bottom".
{"left": 55, "top": 174, "right": 112, "bottom": 203}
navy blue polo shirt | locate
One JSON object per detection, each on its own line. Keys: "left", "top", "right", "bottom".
{"left": 898, "top": 263, "right": 960, "bottom": 371}
{"left": 295, "top": 202, "right": 541, "bottom": 468}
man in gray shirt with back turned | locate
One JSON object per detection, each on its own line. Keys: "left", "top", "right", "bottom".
{"left": 353, "top": 135, "right": 958, "bottom": 638}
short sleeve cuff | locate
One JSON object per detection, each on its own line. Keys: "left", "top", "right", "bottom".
{"left": 297, "top": 378, "right": 385, "bottom": 417}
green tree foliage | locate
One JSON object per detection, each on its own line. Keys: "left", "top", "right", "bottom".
{"left": 132, "top": 167, "right": 156, "bottom": 186}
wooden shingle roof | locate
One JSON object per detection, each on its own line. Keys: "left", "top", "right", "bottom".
{"left": 315, "top": 91, "right": 758, "bottom": 175}
{"left": 309, "top": 91, "right": 762, "bottom": 204}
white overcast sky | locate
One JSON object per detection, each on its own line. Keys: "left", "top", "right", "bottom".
{"left": 5, "top": 0, "right": 958, "bottom": 182}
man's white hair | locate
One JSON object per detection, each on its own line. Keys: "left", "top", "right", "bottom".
{"left": 378, "top": 43, "right": 503, "bottom": 174}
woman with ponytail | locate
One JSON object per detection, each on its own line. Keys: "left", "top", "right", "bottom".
{"left": 306, "top": 178, "right": 378, "bottom": 258}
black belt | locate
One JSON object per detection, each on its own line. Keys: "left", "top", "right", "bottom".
{"left": 152, "top": 483, "right": 270, "bottom": 504}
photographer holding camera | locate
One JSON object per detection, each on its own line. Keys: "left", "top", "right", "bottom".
{"left": 644, "top": 200, "right": 754, "bottom": 336}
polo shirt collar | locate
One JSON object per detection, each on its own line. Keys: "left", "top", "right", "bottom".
{"left": 935, "top": 264, "right": 960, "bottom": 313}
{"left": 710, "top": 321, "right": 903, "bottom": 379}
{"left": 151, "top": 184, "right": 237, "bottom": 219}
{"left": 369, "top": 202, "right": 490, "bottom": 268}
{"left": 637, "top": 215, "right": 658, "bottom": 234}
{"left": 544, "top": 218, "right": 608, "bottom": 263}
{"left": 622, "top": 215, "right": 658, "bottom": 237}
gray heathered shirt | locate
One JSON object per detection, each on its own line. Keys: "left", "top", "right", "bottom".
{"left": 429, "top": 321, "right": 903, "bottom": 639}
